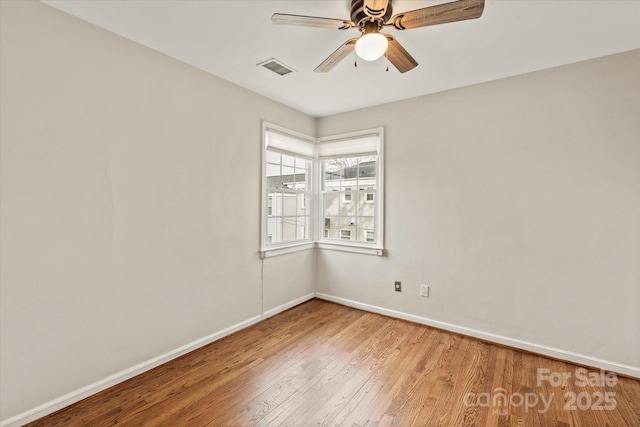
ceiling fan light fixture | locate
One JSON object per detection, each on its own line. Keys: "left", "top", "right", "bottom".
{"left": 355, "top": 32, "right": 388, "bottom": 61}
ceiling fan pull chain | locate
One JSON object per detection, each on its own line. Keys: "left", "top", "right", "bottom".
{"left": 354, "top": 50, "right": 358, "bottom": 67}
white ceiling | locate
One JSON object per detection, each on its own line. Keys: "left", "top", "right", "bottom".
{"left": 42, "top": 0, "right": 640, "bottom": 118}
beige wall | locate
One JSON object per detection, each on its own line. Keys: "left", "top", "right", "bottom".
{"left": 2, "top": 0, "right": 638, "bottom": 424}
{"left": 0, "top": 1, "right": 315, "bottom": 421}
{"left": 317, "top": 49, "right": 640, "bottom": 372}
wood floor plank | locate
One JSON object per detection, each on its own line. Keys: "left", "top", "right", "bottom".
{"left": 26, "top": 299, "right": 640, "bottom": 427}
{"left": 342, "top": 326, "right": 436, "bottom": 426}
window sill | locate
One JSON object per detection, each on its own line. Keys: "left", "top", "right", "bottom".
{"left": 316, "top": 242, "right": 384, "bottom": 256}
{"left": 260, "top": 241, "right": 315, "bottom": 259}
{"left": 260, "top": 241, "right": 385, "bottom": 258}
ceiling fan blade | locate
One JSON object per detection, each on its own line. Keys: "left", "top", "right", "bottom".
{"left": 384, "top": 35, "right": 418, "bottom": 73}
{"left": 314, "top": 38, "right": 358, "bottom": 73}
{"left": 272, "top": 13, "right": 355, "bottom": 30}
{"left": 363, "top": 0, "right": 389, "bottom": 18}
{"left": 389, "top": 0, "right": 484, "bottom": 30}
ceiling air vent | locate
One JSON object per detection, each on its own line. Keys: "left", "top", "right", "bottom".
{"left": 258, "top": 58, "right": 295, "bottom": 76}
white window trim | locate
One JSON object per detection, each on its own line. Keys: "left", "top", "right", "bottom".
{"left": 261, "top": 122, "right": 384, "bottom": 257}
{"left": 261, "top": 122, "right": 315, "bottom": 255}
{"left": 316, "top": 127, "right": 384, "bottom": 254}
{"left": 260, "top": 241, "right": 316, "bottom": 259}
{"left": 315, "top": 241, "right": 384, "bottom": 256}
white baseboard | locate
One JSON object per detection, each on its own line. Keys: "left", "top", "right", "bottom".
{"left": 263, "top": 292, "right": 315, "bottom": 319}
{"left": 1, "top": 293, "right": 315, "bottom": 427}
{"left": 315, "top": 293, "right": 640, "bottom": 379}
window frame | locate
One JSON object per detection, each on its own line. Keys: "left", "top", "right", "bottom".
{"left": 261, "top": 123, "right": 384, "bottom": 258}
{"left": 317, "top": 128, "right": 384, "bottom": 255}
{"left": 261, "top": 123, "right": 315, "bottom": 256}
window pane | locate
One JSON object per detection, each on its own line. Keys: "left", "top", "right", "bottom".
{"left": 266, "top": 151, "right": 280, "bottom": 164}
{"left": 281, "top": 166, "right": 295, "bottom": 189}
{"left": 297, "top": 193, "right": 308, "bottom": 216}
{"left": 324, "top": 160, "right": 342, "bottom": 182}
{"left": 343, "top": 163, "right": 358, "bottom": 180}
{"left": 339, "top": 197, "right": 355, "bottom": 216}
{"left": 358, "top": 216, "right": 374, "bottom": 227}
{"left": 282, "top": 154, "right": 296, "bottom": 167}
{"left": 324, "top": 179, "right": 340, "bottom": 191}
{"left": 297, "top": 217, "right": 308, "bottom": 240}
{"left": 357, "top": 216, "right": 375, "bottom": 242}
{"left": 282, "top": 193, "right": 296, "bottom": 216}
{"left": 357, "top": 193, "right": 375, "bottom": 217}
{"left": 358, "top": 157, "right": 376, "bottom": 178}
{"left": 339, "top": 217, "right": 355, "bottom": 228}
{"left": 282, "top": 217, "right": 297, "bottom": 242}
{"left": 324, "top": 216, "right": 338, "bottom": 239}
{"left": 268, "top": 192, "right": 282, "bottom": 216}
{"left": 324, "top": 192, "right": 339, "bottom": 216}
{"left": 293, "top": 168, "right": 307, "bottom": 190}
{"left": 342, "top": 184, "right": 355, "bottom": 192}
{"left": 320, "top": 153, "right": 380, "bottom": 244}
{"left": 266, "top": 164, "right": 282, "bottom": 189}
{"left": 267, "top": 217, "right": 282, "bottom": 244}
{"left": 266, "top": 163, "right": 280, "bottom": 177}
{"left": 295, "top": 157, "right": 307, "bottom": 169}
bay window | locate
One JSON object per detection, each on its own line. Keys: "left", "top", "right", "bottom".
{"left": 262, "top": 122, "right": 383, "bottom": 256}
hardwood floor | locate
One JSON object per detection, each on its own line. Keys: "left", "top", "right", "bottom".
{"left": 28, "top": 299, "right": 640, "bottom": 426}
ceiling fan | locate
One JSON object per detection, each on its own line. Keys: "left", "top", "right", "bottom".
{"left": 272, "top": 0, "right": 485, "bottom": 73}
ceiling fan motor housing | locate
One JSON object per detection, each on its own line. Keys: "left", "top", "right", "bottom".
{"left": 350, "top": 0, "right": 393, "bottom": 26}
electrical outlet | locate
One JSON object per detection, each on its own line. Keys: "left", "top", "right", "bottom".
{"left": 394, "top": 281, "right": 401, "bottom": 292}
{"left": 420, "top": 284, "right": 429, "bottom": 297}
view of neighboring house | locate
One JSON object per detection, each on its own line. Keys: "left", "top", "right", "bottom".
{"left": 266, "top": 151, "right": 310, "bottom": 244}
{"left": 266, "top": 155, "right": 377, "bottom": 244}
{"left": 322, "top": 157, "right": 377, "bottom": 242}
